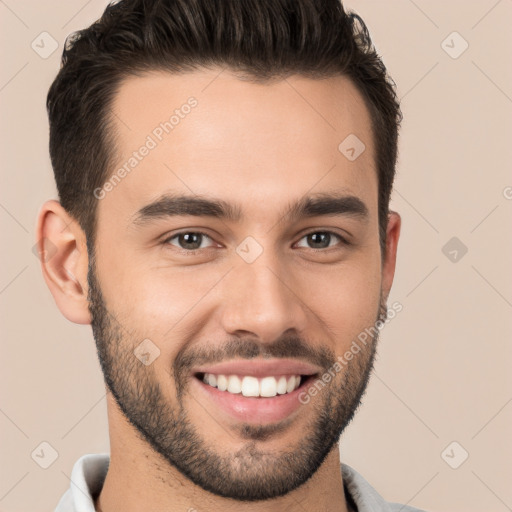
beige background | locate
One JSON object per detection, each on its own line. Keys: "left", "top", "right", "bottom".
{"left": 1, "top": 1, "right": 511, "bottom": 511}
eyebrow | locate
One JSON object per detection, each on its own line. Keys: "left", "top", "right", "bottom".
{"left": 131, "top": 192, "right": 369, "bottom": 226}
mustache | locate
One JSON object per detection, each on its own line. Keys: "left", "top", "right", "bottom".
{"left": 173, "top": 302, "right": 388, "bottom": 377}
{"left": 172, "top": 335, "right": 336, "bottom": 388}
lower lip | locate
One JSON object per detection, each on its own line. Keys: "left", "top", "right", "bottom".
{"left": 191, "top": 376, "right": 314, "bottom": 424}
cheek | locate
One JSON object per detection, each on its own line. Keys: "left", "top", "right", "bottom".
{"left": 99, "top": 259, "right": 224, "bottom": 365}
{"left": 99, "top": 244, "right": 206, "bottom": 328}
{"left": 298, "top": 255, "right": 382, "bottom": 347}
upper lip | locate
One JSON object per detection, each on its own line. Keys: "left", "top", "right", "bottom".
{"left": 193, "top": 358, "right": 322, "bottom": 378}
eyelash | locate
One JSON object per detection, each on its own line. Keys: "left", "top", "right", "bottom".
{"left": 162, "top": 230, "right": 350, "bottom": 253}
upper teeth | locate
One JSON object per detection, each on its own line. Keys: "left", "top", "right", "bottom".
{"left": 202, "top": 373, "right": 302, "bottom": 397}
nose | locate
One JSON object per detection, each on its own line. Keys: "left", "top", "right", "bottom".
{"left": 220, "top": 254, "right": 308, "bottom": 344}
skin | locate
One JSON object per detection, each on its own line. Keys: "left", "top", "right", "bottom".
{"left": 37, "top": 68, "right": 400, "bottom": 512}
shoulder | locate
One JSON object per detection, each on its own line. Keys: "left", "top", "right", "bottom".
{"left": 341, "top": 463, "right": 429, "bottom": 512}
{"left": 388, "top": 503, "right": 428, "bottom": 512}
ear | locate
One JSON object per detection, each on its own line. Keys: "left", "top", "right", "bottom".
{"left": 381, "top": 211, "right": 401, "bottom": 303}
{"left": 35, "top": 200, "right": 92, "bottom": 324}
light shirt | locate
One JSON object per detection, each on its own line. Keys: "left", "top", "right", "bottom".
{"left": 55, "top": 453, "right": 427, "bottom": 512}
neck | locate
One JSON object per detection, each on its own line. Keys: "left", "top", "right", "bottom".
{"left": 96, "top": 448, "right": 349, "bottom": 512}
{"left": 95, "top": 395, "right": 350, "bottom": 512}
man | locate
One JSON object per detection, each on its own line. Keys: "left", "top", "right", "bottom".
{"left": 36, "top": 0, "right": 425, "bottom": 510}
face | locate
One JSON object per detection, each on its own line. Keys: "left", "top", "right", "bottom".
{"left": 88, "top": 69, "right": 395, "bottom": 500}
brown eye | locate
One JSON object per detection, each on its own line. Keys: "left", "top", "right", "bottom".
{"left": 165, "top": 232, "right": 213, "bottom": 251}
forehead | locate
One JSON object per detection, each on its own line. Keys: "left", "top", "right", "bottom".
{"left": 101, "top": 68, "right": 377, "bottom": 225}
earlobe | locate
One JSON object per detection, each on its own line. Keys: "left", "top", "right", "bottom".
{"left": 381, "top": 211, "right": 401, "bottom": 303}
{"left": 35, "top": 200, "right": 92, "bottom": 325}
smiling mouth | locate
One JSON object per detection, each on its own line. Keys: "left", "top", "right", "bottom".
{"left": 195, "top": 372, "right": 316, "bottom": 398}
